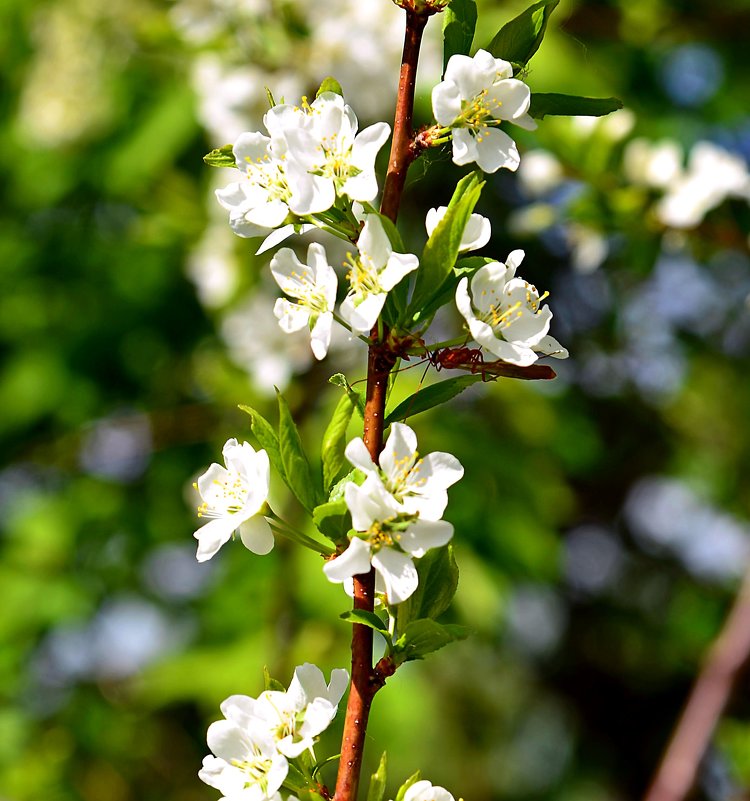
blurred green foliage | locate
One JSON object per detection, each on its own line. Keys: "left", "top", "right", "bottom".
{"left": 1, "top": 1, "right": 750, "bottom": 800}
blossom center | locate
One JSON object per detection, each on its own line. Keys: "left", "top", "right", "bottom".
{"left": 477, "top": 284, "right": 550, "bottom": 333}
{"left": 287, "top": 267, "right": 329, "bottom": 314}
{"left": 196, "top": 472, "right": 249, "bottom": 518}
{"left": 345, "top": 251, "right": 383, "bottom": 297}
{"left": 458, "top": 88, "right": 502, "bottom": 131}
{"left": 230, "top": 754, "right": 274, "bottom": 791}
{"left": 243, "top": 155, "right": 292, "bottom": 204}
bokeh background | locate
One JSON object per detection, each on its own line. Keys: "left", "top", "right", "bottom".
{"left": 2, "top": 0, "right": 750, "bottom": 799}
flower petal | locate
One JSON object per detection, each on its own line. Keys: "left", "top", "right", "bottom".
{"left": 310, "top": 312, "right": 333, "bottom": 360}
{"left": 398, "top": 519, "right": 454, "bottom": 558}
{"left": 535, "top": 334, "right": 569, "bottom": 359}
{"left": 431, "top": 80, "right": 462, "bottom": 126}
{"left": 323, "top": 537, "right": 373, "bottom": 584}
{"left": 238, "top": 515, "right": 274, "bottom": 555}
{"left": 194, "top": 517, "right": 237, "bottom": 562}
{"left": 371, "top": 547, "right": 418, "bottom": 604}
{"left": 344, "top": 437, "right": 376, "bottom": 474}
{"left": 474, "top": 127, "right": 520, "bottom": 173}
{"left": 379, "top": 252, "right": 419, "bottom": 292}
{"left": 274, "top": 298, "right": 310, "bottom": 333}
{"left": 340, "top": 291, "right": 386, "bottom": 334}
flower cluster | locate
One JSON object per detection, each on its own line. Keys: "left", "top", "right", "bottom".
{"left": 266, "top": 211, "right": 419, "bottom": 359}
{"left": 324, "top": 423, "right": 464, "bottom": 604}
{"left": 216, "top": 92, "right": 390, "bottom": 250}
{"left": 200, "top": 663, "right": 349, "bottom": 801}
{"left": 432, "top": 49, "right": 536, "bottom": 173}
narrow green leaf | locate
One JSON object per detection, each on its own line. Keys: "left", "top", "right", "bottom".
{"left": 486, "top": 0, "right": 559, "bottom": 66}
{"left": 396, "top": 545, "right": 460, "bottom": 633}
{"left": 265, "top": 87, "right": 276, "bottom": 108}
{"left": 395, "top": 773, "right": 422, "bottom": 801}
{"left": 367, "top": 753, "right": 388, "bottom": 801}
{"left": 329, "top": 373, "right": 366, "bottom": 419}
{"left": 375, "top": 212, "right": 405, "bottom": 252}
{"left": 312, "top": 498, "right": 350, "bottom": 545}
{"left": 321, "top": 393, "right": 357, "bottom": 491}
{"left": 203, "top": 144, "right": 236, "bottom": 168}
{"left": 276, "top": 390, "right": 322, "bottom": 512}
{"left": 263, "top": 665, "right": 286, "bottom": 693}
{"left": 340, "top": 609, "right": 392, "bottom": 641}
{"left": 443, "top": 0, "right": 478, "bottom": 74}
{"left": 529, "top": 93, "right": 624, "bottom": 120}
{"left": 385, "top": 375, "right": 482, "bottom": 424}
{"left": 284, "top": 763, "right": 309, "bottom": 794}
{"left": 316, "top": 76, "right": 344, "bottom": 98}
{"left": 238, "top": 404, "right": 285, "bottom": 481}
{"left": 393, "top": 619, "right": 470, "bottom": 664}
{"left": 408, "top": 172, "right": 484, "bottom": 316}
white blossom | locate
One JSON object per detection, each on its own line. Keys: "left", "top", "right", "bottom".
{"left": 344, "top": 423, "right": 463, "bottom": 521}
{"left": 323, "top": 475, "right": 454, "bottom": 604}
{"left": 271, "top": 243, "right": 338, "bottom": 360}
{"left": 425, "top": 206, "right": 491, "bottom": 253}
{"left": 199, "top": 718, "right": 287, "bottom": 801}
{"left": 432, "top": 49, "right": 536, "bottom": 173}
{"left": 276, "top": 92, "right": 391, "bottom": 205}
{"left": 193, "top": 438, "right": 273, "bottom": 562}
{"left": 403, "top": 781, "right": 456, "bottom": 801}
{"left": 340, "top": 214, "right": 419, "bottom": 334}
{"left": 221, "top": 663, "right": 349, "bottom": 759}
{"left": 456, "top": 250, "right": 568, "bottom": 366}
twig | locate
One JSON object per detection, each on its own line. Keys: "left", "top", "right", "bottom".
{"left": 380, "top": 9, "right": 428, "bottom": 224}
{"left": 332, "top": 8, "right": 430, "bottom": 801}
{"left": 643, "top": 565, "right": 750, "bottom": 801}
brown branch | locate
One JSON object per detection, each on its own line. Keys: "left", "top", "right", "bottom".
{"left": 643, "top": 566, "right": 750, "bottom": 801}
{"left": 333, "top": 8, "right": 431, "bottom": 800}
{"left": 379, "top": 9, "right": 428, "bottom": 224}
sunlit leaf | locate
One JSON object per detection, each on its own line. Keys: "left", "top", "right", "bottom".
{"left": 529, "top": 93, "right": 624, "bottom": 119}
{"left": 486, "top": 0, "right": 559, "bottom": 66}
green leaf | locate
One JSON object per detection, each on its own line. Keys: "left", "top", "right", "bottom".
{"left": 396, "top": 545, "right": 460, "bottom": 632}
{"left": 408, "top": 172, "right": 484, "bottom": 317}
{"left": 203, "top": 144, "right": 236, "bottom": 168}
{"left": 312, "top": 498, "right": 350, "bottom": 544}
{"left": 328, "top": 468, "right": 364, "bottom": 502}
{"left": 340, "top": 609, "right": 392, "bottom": 642}
{"left": 486, "top": 0, "right": 559, "bottom": 66}
{"left": 321, "top": 392, "right": 357, "bottom": 491}
{"left": 316, "top": 76, "right": 344, "bottom": 98}
{"left": 529, "top": 93, "right": 624, "bottom": 120}
{"left": 375, "top": 212, "right": 405, "bottom": 253}
{"left": 329, "top": 373, "right": 366, "bottom": 419}
{"left": 276, "top": 390, "right": 322, "bottom": 512}
{"left": 367, "top": 753, "right": 388, "bottom": 801}
{"left": 385, "top": 375, "right": 482, "bottom": 424}
{"left": 395, "top": 772, "right": 422, "bottom": 801}
{"left": 263, "top": 665, "right": 286, "bottom": 693}
{"left": 393, "top": 619, "right": 470, "bottom": 664}
{"left": 238, "top": 404, "right": 285, "bottom": 481}
{"left": 443, "top": 0, "right": 478, "bottom": 74}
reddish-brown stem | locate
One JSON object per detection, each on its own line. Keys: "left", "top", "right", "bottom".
{"left": 333, "top": 9, "right": 429, "bottom": 801}
{"left": 643, "top": 566, "right": 750, "bottom": 801}
{"left": 333, "top": 345, "right": 396, "bottom": 801}
{"left": 380, "top": 10, "right": 428, "bottom": 224}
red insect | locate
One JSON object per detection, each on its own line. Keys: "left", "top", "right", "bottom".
{"left": 428, "top": 346, "right": 556, "bottom": 381}
{"left": 429, "top": 346, "right": 484, "bottom": 371}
